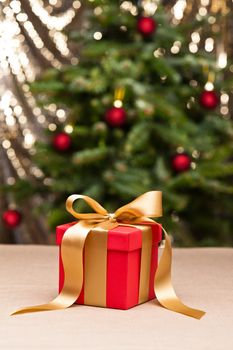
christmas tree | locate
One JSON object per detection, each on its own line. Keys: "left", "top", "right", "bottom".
{"left": 8, "top": 1, "right": 233, "bottom": 246}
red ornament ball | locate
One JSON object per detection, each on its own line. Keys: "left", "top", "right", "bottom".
{"left": 137, "top": 17, "right": 157, "bottom": 36}
{"left": 2, "top": 209, "right": 22, "bottom": 228}
{"left": 199, "top": 90, "right": 219, "bottom": 109}
{"left": 52, "top": 132, "right": 71, "bottom": 152}
{"left": 172, "top": 153, "right": 191, "bottom": 173}
{"left": 105, "top": 107, "right": 126, "bottom": 127}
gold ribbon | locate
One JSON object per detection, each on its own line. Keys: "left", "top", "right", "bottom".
{"left": 11, "top": 191, "right": 205, "bottom": 319}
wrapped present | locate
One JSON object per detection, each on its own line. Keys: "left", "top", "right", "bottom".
{"left": 56, "top": 222, "right": 162, "bottom": 309}
{"left": 12, "top": 191, "right": 205, "bottom": 319}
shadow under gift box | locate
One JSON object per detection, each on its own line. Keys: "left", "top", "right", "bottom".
{"left": 56, "top": 222, "right": 162, "bottom": 310}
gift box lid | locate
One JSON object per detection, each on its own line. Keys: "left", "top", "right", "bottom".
{"left": 56, "top": 221, "right": 162, "bottom": 252}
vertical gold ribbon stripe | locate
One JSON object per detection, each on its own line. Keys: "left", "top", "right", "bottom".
{"left": 84, "top": 227, "right": 108, "bottom": 307}
{"left": 136, "top": 225, "right": 152, "bottom": 304}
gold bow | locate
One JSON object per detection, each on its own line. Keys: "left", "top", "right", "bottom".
{"left": 12, "top": 191, "right": 205, "bottom": 319}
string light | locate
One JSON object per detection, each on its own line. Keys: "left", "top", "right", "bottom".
{"left": 191, "top": 162, "right": 196, "bottom": 170}
{"left": 153, "top": 48, "right": 165, "bottom": 58}
{"left": 220, "top": 106, "right": 229, "bottom": 115}
{"left": 28, "top": 0, "right": 76, "bottom": 31}
{"left": 30, "top": 166, "right": 43, "bottom": 178}
{"left": 94, "top": 7, "right": 102, "bottom": 16}
{"left": 24, "top": 133, "right": 35, "bottom": 149}
{"left": 141, "top": 0, "right": 158, "bottom": 16}
{"left": 205, "top": 37, "right": 214, "bottom": 52}
{"left": 191, "top": 32, "right": 200, "bottom": 43}
{"left": 200, "top": 0, "right": 209, "bottom": 5}
{"left": 171, "top": 40, "right": 181, "bottom": 54}
{"left": 189, "top": 42, "right": 198, "bottom": 53}
{"left": 208, "top": 16, "right": 216, "bottom": 24}
{"left": 217, "top": 50, "right": 227, "bottom": 69}
{"left": 221, "top": 93, "right": 229, "bottom": 104}
{"left": 170, "top": 0, "right": 230, "bottom": 103}
{"left": 120, "top": 1, "right": 138, "bottom": 16}
{"left": 0, "top": 0, "right": 80, "bottom": 193}
{"left": 113, "top": 100, "right": 123, "bottom": 108}
{"left": 7, "top": 177, "right": 16, "bottom": 185}
{"left": 2, "top": 140, "right": 11, "bottom": 149}
{"left": 204, "top": 81, "right": 214, "bottom": 91}
{"left": 198, "top": 7, "right": 207, "bottom": 16}
{"left": 220, "top": 91, "right": 229, "bottom": 117}
{"left": 192, "top": 150, "right": 200, "bottom": 159}
{"left": 189, "top": 80, "right": 198, "bottom": 87}
{"left": 73, "top": 1, "right": 81, "bottom": 10}
{"left": 48, "top": 123, "right": 57, "bottom": 131}
{"left": 56, "top": 109, "right": 66, "bottom": 120}
{"left": 176, "top": 146, "right": 184, "bottom": 153}
{"left": 172, "top": 0, "right": 187, "bottom": 23}
{"left": 64, "top": 125, "right": 73, "bottom": 133}
{"left": 93, "top": 31, "right": 102, "bottom": 40}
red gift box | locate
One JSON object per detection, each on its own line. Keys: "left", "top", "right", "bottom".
{"left": 56, "top": 221, "right": 162, "bottom": 310}
{"left": 12, "top": 191, "right": 204, "bottom": 319}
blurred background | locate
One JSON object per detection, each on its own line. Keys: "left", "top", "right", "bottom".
{"left": 0, "top": 0, "right": 232, "bottom": 246}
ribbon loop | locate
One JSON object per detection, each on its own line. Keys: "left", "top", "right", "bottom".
{"left": 114, "top": 191, "right": 163, "bottom": 219}
{"left": 66, "top": 194, "right": 108, "bottom": 221}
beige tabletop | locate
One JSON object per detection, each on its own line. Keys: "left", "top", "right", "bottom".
{"left": 0, "top": 245, "right": 232, "bottom": 350}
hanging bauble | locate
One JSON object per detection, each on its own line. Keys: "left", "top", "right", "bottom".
{"left": 105, "top": 107, "right": 126, "bottom": 127}
{"left": 172, "top": 153, "right": 191, "bottom": 173}
{"left": 137, "top": 17, "right": 157, "bottom": 36}
{"left": 52, "top": 132, "right": 72, "bottom": 152}
{"left": 2, "top": 209, "right": 22, "bottom": 228}
{"left": 199, "top": 90, "right": 219, "bottom": 109}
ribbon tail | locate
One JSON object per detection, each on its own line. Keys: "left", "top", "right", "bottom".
{"left": 11, "top": 221, "right": 91, "bottom": 316}
{"left": 10, "top": 297, "right": 73, "bottom": 316}
{"left": 154, "top": 229, "right": 205, "bottom": 319}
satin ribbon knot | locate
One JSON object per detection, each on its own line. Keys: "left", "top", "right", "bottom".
{"left": 107, "top": 213, "right": 117, "bottom": 222}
